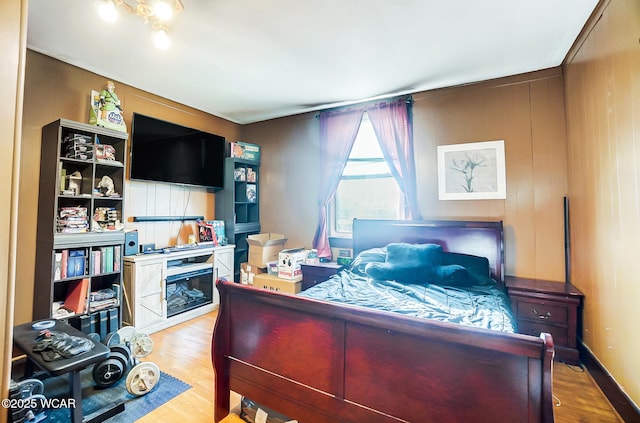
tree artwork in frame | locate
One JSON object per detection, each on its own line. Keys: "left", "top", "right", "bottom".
{"left": 437, "top": 140, "right": 506, "bottom": 200}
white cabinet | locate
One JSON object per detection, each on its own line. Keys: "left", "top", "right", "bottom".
{"left": 123, "top": 245, "right": 234, "bottom": 334}
{"left": 123, "top": 259, "right": 164, "bottom": 331}
{"left": 214, "top": 247, "right": 233, "bottom": 280}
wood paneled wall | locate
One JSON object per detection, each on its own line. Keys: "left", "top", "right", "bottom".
{"left": 563, "top": 0, "right": 640, "bottom": 408}
{"left": 243, "top": 68, "right": 569, "bottom": 280}
{"left": 16, "top": 51, "right": 242, "bottom": 325}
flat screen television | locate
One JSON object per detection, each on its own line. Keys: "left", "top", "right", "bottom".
{"left": 130, "top": 113, "right": 226, "bottom": 190}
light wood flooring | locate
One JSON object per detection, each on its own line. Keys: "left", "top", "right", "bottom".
{"left": 137, "top": 311, "right": 623, "bottom": 422}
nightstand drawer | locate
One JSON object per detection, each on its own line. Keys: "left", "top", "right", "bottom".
{"left": 301, "top": 262, "right": 343, "bottom": 291}
{"left": 515, "top": 300, "right": 568, "bottom": 325}
{"left": 517, "top": 320, "right": 568, "bottom": 345}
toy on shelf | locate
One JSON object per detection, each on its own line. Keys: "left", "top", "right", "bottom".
{"left": 89, "top": 80, "right": 127, "bottom": 133}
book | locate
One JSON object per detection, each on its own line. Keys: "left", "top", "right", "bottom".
{"left": 92, "top": 250, "right": 101, "bottom": 275}
{"left": 111, "top": 283, "right": 121, "bottom": 304}
{"left": 108, "top": 308, "right": 119, "bottom": 332}
{"left": 53, "top": 252, "right": 62, "bottom": 281}
{"left": 89, "top": 298, "right": 118, "bottom": 312}
{"left": 60, "top": 249, "right": 68, "bottom": 279}
{"left": 113, "top": 245, "right": 121, "bottom": 272}
{"left": 63, "top": 278, "right": 89, "bottom": 315}
{"left": 66, "top": 251, "right": 75, "bottom": 278}
{"left": 67, "top": 249, "right": 85, "bottom": 278}
{"left": 59, "top": 164, "right": 66, "bottom": 193}
{"left": 99, "top": 310, "right": 108, "bottom": 338}
{"left": 105, "top": 246, "right": 114, "bottom": 273}
{"left": 100, "top": 247, "right": 108, "bottom": 273}
{"left": 75, "top": 251, "right": 85, "bottom": 277}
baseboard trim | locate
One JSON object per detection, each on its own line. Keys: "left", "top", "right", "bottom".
{"left": 579, "top": 340, "right": 640, "bottom": 422}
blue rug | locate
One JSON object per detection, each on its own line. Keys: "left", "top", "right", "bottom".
{"left": 40, "top": 366, "right": 191, "bottom": 422}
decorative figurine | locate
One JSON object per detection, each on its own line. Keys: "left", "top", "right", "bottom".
{"left": 68, "top": 171, "right": 82, "bottom": 196}
{"left": 96, "top": 175, "right": 115, "bottom": 196}
{"left": 89, "top": 80, "right": 127, "bottom": 132}
{"left": 99, "top": 81, "right": 122, "bottom": 120}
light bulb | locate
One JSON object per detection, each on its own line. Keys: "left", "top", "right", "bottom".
{"left": 153, "top": 28, "right": 171, "bottom": 49}
{"left": 153, "top": 1, "right": 173, "bottom": 21}
{"left": 98, "top": 0, "right": 118, "bottom": 23}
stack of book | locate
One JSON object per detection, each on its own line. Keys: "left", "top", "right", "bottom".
{"left": 88, "top": 286, "right": 120, "bottom": 312}
{"left": 53, "top": 249, "right": 87, "bottom": 281}
{"left": 58, "top": 206, "right": 89, "bottom": 232}
{"left": 62, "top": 133, "right": 93, "bottom": 160}
{"left": 91, "top": 245, "right": 121, "bottom": 275}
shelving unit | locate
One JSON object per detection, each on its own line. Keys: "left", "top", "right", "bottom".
{"left": 33, "top": 119, "right": 128, "bottom": 338}
{"left": 215, "top": 156, "right": 260, "bottom": 281}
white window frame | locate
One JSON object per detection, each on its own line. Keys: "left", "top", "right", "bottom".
{"left": 328, "top": 114, "right": 405, "bottom": 237}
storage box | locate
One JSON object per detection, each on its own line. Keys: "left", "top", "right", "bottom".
{"left": 240, "top": 262, "right": 266, "bottom": 285}
{"left": 266, "top": 261, "right": 278, "bottom": 275}
{"left": 230, "top": 141, "right": 260, "bottom": 163}
{"left": 278, "top": 248, "right": 307, "bottom": 280}
{"left": 247, "top": 233, "right": 287, "bottom": 267}
{"left": 253, "top": 273, "right": 301, "bottom": 294}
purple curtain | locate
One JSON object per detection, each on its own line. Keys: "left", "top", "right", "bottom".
{"left": 367, "top": 98, "right": 422, "bottom": 219}
{"left": 312, "top": 96, "right": 420, "bottom": 259}
{"left": 311, "top": 109, "right": 364, "bottom": 258}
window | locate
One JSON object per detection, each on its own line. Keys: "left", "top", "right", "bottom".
{"left": 330, "top": 113, "right": 405, "bottom": 235}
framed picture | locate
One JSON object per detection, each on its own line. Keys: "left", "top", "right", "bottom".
{"left": 437, "top": 140, "right": 506, "bottom": 200}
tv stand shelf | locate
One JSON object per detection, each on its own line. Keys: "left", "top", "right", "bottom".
{"left": 123, "top": 245, "right": 234, "bottom": 334}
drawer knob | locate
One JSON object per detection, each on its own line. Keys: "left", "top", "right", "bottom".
{"left": 532, "top": 308, "right": 551, "bottom": 319}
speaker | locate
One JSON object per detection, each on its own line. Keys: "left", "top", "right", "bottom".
{"left": 124, "top": 230, "right": 138, "bottom": 256}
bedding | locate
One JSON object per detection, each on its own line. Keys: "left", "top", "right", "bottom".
{"left": 299, "top": 243, "right": 517, "bottom": 333}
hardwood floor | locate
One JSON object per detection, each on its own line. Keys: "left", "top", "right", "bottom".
{"left": 138, "top": 311, "right": 623, "bottom": 422}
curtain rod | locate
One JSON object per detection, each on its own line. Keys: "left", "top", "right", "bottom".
{"left": 314, "top": 95, "right": 413, "bottom": 118}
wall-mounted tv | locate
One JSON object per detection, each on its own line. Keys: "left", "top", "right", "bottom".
{"left": 130, "top": 113, "right": 226, "bottom": 190}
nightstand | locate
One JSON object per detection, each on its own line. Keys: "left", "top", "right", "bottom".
{"left": 505, "top": 276, "right": 584, "bottom": 365}
{"left": 300, "top": 262, "right": 343, "bottom": 291}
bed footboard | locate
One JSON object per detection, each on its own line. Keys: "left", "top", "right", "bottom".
{"left": 212, "top": 281, "right": 554, "bottom": 423}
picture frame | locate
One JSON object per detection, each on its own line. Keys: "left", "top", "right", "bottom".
{"left": 437, "top": 140, "right": 506, "bottom": 200}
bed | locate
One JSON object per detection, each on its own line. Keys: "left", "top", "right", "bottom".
{"left": 212, "top": 219, "right": 555, "bottom": 422}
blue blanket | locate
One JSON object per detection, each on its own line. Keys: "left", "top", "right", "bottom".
{"left": 299, "top": 270, "right": 517, "bottom": 333}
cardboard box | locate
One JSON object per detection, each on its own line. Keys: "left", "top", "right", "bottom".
{"left": 266, "top": 261, "right": 278, "bottom": 275}
{"left": 247, "top": 233, "right": 287, "bottom": 267}
{"left": 230, "top": 141, "right": 260, "bottom": 163}
{"left": 253, "top": 273, "right": 301, "bottom": 294}
{"left": 240, "top": 262, "right": 266, "bottom": 285}
{"left": 278, "top": 248, "right": 307, "bottom": 280}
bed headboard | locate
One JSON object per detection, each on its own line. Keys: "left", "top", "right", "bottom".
{"left": 352, "top": 219, "right": 505, "bottom": 284}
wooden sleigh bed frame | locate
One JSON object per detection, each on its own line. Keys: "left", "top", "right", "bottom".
{"left": 212, "top": 219, "right": 555, "bottom": 422}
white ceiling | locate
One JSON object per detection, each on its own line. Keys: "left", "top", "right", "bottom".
{"left": 27, "top": 0, "right": 598, "bottom": 124}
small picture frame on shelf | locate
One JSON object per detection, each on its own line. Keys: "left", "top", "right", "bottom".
{"left": 246, "top": 167, "right": 256, "bottom": 183}
{"left": 246, "top": 184, "right": 257, "bottom": 202}
{"left": 234, "top": 167, "right": 246, "bottom": 181}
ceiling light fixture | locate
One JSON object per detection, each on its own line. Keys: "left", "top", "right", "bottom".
{"left": 97, "top": 0, "right": 183, "bottom": 49}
